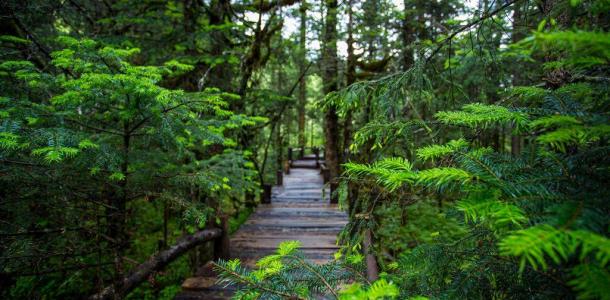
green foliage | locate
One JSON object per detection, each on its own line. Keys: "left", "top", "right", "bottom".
{"left": 530, "top": 30, "right": 610, "bottom": 70}
{"left": 215, "top": 241, "right": 398, "bottom": 300}
{"left": 1, "top": 0, "right": 609, "bottom": 299}
{"left": 416, "top": 139, "right": 468, "bottom": 162}
{"left": 456, "top": 190, "right": 528, "bottom": 231}
{"left": 335, "top": 16, "right": 609, "bottom": 300}
{"left": 344, "top": 157, "right": 414, "bottom": 191}
{"left": 374, "top": 200, "right": 466, "bottom": 254}
{"left": 338, "top": 279, "right": 399, "bottom": 299}
{"left": 435, "top": 103, "right": 529, "bottom": 132}
{"left": 499, "top": 226, "right": 610, "bottom": 272}
{"left": 215, "top": 241, "right": 357, "bottom": 299}
{"left": 1, "top": 36, "right": 262, "bottom": 298}
{"left": 350, "top": 121, "right": 425, "bottom": 152}
{"left": 415, "top": 167, "right": 473, "bottom": 190}
{"left": 569, "top": 264, "right": 610, "bottom": 300}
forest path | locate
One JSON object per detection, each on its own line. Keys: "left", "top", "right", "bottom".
{"left": 177, "top": 156, "right": 347, "bottom": 299}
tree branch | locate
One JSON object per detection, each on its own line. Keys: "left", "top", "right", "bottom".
{"left": 233, "top": 0, "right": 300, "bottom": 13}
{"left": 426, "top": 0, "right": 521, "bottom": 63}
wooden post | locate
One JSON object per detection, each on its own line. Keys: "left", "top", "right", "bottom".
{"left": 314, "top": 147, "right": 320, "bottom": 168}
{"left": 288, "top": 147, "right": 293, "bottom": 162}
{"left": 245, "top": 191, "right": 256, "bottom": 210}
{"left": 299, "top": 147, "right": 304, "bottom": 159}
{"left": 262, "top": 184, "right": 272, "bottom": 204}
{"left": 330, "top": 182, "right": 338, "bottom": 204}
{"left": 321, "top": 164, "right": 330, "bottom": 183}
{"left": 363, "top": 228, "right": 379, "bottom": 282}
{"left": 214, "top": 215, "right": 230, "bottom": 260}
{"left": 276, "top": 170, "right": 283, "bottom": 186}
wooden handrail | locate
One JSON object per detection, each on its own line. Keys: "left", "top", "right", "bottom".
{"left": 90, "top": 225, "right": 228, "bottom": 299}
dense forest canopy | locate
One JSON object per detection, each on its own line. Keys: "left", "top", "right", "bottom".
{"left": 0, "top": 0, "right": 608, "bottom": 299}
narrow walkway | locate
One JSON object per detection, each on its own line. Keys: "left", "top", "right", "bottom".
{"left": 177, "top": 157, "right": 347, "bottom": 299}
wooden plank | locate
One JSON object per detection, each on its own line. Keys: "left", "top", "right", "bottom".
{"left": 178, "top": 164, "right": 347, "bottom": 299}
{"left": 254, "top": 206, "right": 344, "bottom": 213}
{"left": 231, "top": 232, "right": 339, "bottom": 240}
{"left": 182, "top": 277, "right": 217, "bottom": 290}
{"left": 231, "top": 237, "right": 338, "bottom": 249}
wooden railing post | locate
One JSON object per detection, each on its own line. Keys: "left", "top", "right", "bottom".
{"left": 262, "top": 184, "right": 272, "bottom": 204}
{"left": 321, "top": 164, "right": 330, "bottom": 183}
{"left": 276, "top": 170, "right": 283, "bottom": 186}
{"left": 288, "top": 147, "right": 293, "bottom": 163}
{"left": 313, "top": 147, "right": 320, "bottom": 168}
{"left": 214, "top": 215, "right": 230, "bottom": 260}
{"left": 299, "top": 147, "right": 304, "bottom": 159}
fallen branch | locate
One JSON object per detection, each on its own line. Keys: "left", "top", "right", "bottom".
{"left": 89, "top": 228, "right": 222, "bottom": 300}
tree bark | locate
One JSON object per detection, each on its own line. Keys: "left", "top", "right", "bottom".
{"left": 511, "top": 0, "right": 524, "bottom": 155}
{"left": 342, "top": 0, "right": 355, "bottom": 164}
{"left": 322, "top": 0, "right": 340, "bottom": 204}
{"left": 297, "top": 0, "right": 308, "bottom": 149}
{"left": 363, "top": 229, "right": 379, "bottom": 281}
{"left": 402, "top": 0, "right": 416, "bottom": 70}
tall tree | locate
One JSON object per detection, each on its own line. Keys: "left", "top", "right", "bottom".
{"left": 401, "top": 0, "right": 416, "bottom": 70}
{"left": 511, "top": 0, "right": 524, "bottom": 155}
{"left": 322, "top": 0, "right": 340, "bottom": 203}
{"left": 297, "top": 1, "right": 308, "bottom": 149}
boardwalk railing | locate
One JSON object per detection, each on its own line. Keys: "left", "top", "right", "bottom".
{"left": 90, "top": 217, "right": 230, "bottom": 299}
{"left": 287, "top": 146, "right": 323, "bottom": 161}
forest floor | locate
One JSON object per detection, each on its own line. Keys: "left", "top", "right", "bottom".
{"left": 176, "top": 156, "right": 347, "bottom": 299}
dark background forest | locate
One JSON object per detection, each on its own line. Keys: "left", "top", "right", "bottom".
{"left": 0, "top": 0, "right": 608, "bottom": 299}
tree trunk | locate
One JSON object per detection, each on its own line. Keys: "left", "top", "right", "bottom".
{"left": 363, "top": 229, "right": 379, "bottom": 281}
{"left": 322, "top": 0, "right": 340, "bottom": 204}
{"left": 511, "top": 0, "right": 524, "bottom": 155}
{"left": 402, "top": 0, "right": 416, "bottom": 70}
{"left": 297, "top": 0, "right": 308, "bottom": 149}
{"left": 207, "top": 0, "right": 233, "bottom": 92}
{"left": 342, "top": 0, "right": 356, "bottom": 161}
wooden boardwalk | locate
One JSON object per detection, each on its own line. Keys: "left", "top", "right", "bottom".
{"left": 177, "top": 157, "right": 347, "bottom": 299}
